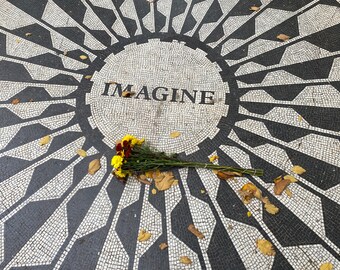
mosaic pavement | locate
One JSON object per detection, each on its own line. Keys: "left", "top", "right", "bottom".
{"left": 0, "top": 0, "right": 339, "bottom": 269}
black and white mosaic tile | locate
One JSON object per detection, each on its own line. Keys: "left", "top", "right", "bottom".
{"left": 0, "top": 0, "right": 339, "bottom": 269}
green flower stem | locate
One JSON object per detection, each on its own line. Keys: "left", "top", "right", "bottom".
{"left": 122, "top": 159, "right": 263, "bottom": 176}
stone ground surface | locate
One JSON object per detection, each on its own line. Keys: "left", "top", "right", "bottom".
{"left": 0, "top": 0, "right": 339, "bottom": 269}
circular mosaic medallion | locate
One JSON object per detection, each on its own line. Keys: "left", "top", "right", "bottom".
{"left": 0, "top": 0, "right": 339, "bottom": 269}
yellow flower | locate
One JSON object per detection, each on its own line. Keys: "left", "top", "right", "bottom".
{"left": 115, "top": 169, "right": 127, "bottom": 178}
{"left": 111, "top": 155, "right": 123, "bottom": 169}
{"left": 122, "top": 134, "right": 144, "bottom": 147}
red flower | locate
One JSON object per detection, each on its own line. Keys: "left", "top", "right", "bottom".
{"left": 125, "top": 148, "right": 132, "bottom": 158}
{"left": 123, "top": 140, "right": 129, "bottom": 148}
{"left": 116, "top": 143, "right": 123, "bottom": 151}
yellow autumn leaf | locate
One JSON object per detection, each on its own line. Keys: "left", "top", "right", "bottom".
{"left": 137, "top": 230, "right": 151, "bottom": 242}
{"left": 283, "top": 175, "right": 298, "bottom": 183}
{"left": 79, "top": 55, "right": 88, "bottom": 60}
{"left": 298, "top": 115, "right": 303, "bottom": 122}
{"left": 180, "top": 256, "right": 192, "bottom": 265}
{"left": 264, "top": 202, "right": 279, "bottom": 215}
{"left": 76, "top": 149, "right": 87, "bottom": 157}
{"left": 249, "top": 6, "right": 260, "bottom": 11}
{"left": 172, "top": 180, "right": 179, "bottom": 186}
{"left": 170, "top": 131, "right": 181, "bottom": 138}
{"left": 209, "top": 155, "right": 219, "bottom": 162}
{"left": 84, "top": 75, "right": 92, "bottom": 79}
{"left": 88, "top": 159, "right": 101, "bottom": 175}
{"left": 39, "top": 135, "right": 51, "bottom": 146}
{"left": 256, "top": 239, "right": 276, "bottom": 256}
{"left": 276, "top": 34, "right": 290, "bottom": 41}
{"left": 319, "top": 262, "right": 333, "bottom": 270}
{"left": 151, "top": 188, "right": 157, "bottom": 195}
{"left": 291, "top": 165, "right": 306, "bottom": 175}
{"left": 247, "top": 211, "right": 252, "bottom": 217}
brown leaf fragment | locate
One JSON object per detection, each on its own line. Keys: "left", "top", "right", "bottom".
{"left": 108, "top": 81, "right": 117, "bottom": 84}
{"left": 276, "top": 34, "right": 290, "bottom": 41}
{"left": 217, "top": 171, "right": 242, "bottom": 181}
{"left": 291, "top": 165, "right": 306, "bottom": 175}
{"left": 159, "top": 242, "right": 168, "bottom": 250}
{"left": 319, "top": 262, "right": 333, "bottom": 270}
{"left": 261, "top": 196, "right": 270, "bottom": 204}
{"left": 122, "top": 90, "right": 135, "bottom": 97}
{"left": 250, "top": 6, "right": 260, "bottom": 11}
{"left": 256, "top": 239, "right": 276, "bottom": 256}
{"left": 11, "top": 98, "right": 20, "bottom": 105}
{"left": 25, "top": 32, "right": 32, "bottom": 37}
{"left": 172, "top": 180, "right": 179, "bottom": 186}
{"left": 88, "top": 159, "right": 101, "bottom": 175}
{"left": 63, "top": 50, "right": 68, "bottom": 56}
{"left": 180, "top": 256, "right": 192, "bottom": 265}
{"left": 188, "top": 224, "right": 205, "bottom": 239}
{"left": 298, "top": 115, "right": 303, "bottom": 122}
{"left": 138, "top": 177, "right": 151, "bottom": 185}
{"left": 39, "top": 135, "right": 51, "bottom": 146}
{"left": 283, "top": 175, "right": 298, "bottom": 183}
{"left": 138, "top": 229, "right": 151, "bottom": 242}
{"left": 240, "top": 182, "right": 262, "bottom": 203}
{"left": 170, "top": 131, "right": 181, "bottom": 138}
{"left": 139, "top": 174, "right": 147, "bottom": 180}
{"left": 29, "top": 98, "right": 34, "bottom": 102}
{"left": 15, "top": 38, "right": 21, "bottom": 43}
{"left": 84, "top": 75, "right": 92, "bottom": 79}
{"left": 76, "top": 149, "right": 87, "bottom": 157}
{"left": 264, "top": 202, "right": 279, "bottom": 215}
{"left": 274, "top": 178, "right": 291, "bottom": 195}
{"left": 285, "top": 188, "right": 292, "bottom": 198}
{"left": 79, "top": 54, "right": 88, "bottom": 60}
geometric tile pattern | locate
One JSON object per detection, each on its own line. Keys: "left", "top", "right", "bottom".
{"left": 0, "top": 0, "right": 339, "bottom": 269}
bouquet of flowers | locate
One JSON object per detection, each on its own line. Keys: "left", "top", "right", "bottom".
{"left": 111, "top": 134, "right": 263, "bottom": 181}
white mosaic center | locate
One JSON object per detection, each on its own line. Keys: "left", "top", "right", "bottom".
{"left": 87, "top": 39, "right": 230, "bottom": 154}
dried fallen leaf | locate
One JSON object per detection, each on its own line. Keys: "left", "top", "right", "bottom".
{"left": 155, "top": 172, "right": 176, "bottom": 191}
{"left": 240, "top": 182, "right": 262, "bottom": 203}
{"left": 291, "top": 165, "right": 306, "bottom": 175}
{"left": 39, "top": 135, "right": 51, "bottom": 146}
{"left": 138, "top": 177, "right": 151, "bottom": 185}
{"left": 84, "top": 75, "right": 92, "bottom": 79}
{"left": 79, "top": 55, "right": 88, "bottom": 60}
{"left": 209, "top": 155, "right": 219, "bottom": 162}
{"left": 261, "top": 196, "right": 270, "bottom": 204}
{"left": 25, "top": 32, "right": 32, "bottom": 37}
{"left": 63, "top": 50, "right": 68, "bottom": 56}
{"left": 217, "top": 170, "right": 242, "bottom": 181}
{"left": 108, "top": 81, "right": 117, "bottom": 84}
{"left": 276, "top": 34, "right": 290, "bottom": 41}
{"left": 159, "top": 242, "right": 168, "bottom": 250}
{"left": 170, "top": 131, "right": 181, "bottom": 138}
{"left": 283, "top": 175, "right": 298, "bottom": 183}
{"left": 15, "top": 38, "right": 21, "bottom": 43}
{"left": 298, "top": 115, "right": 303, "bottom": 122}
{"left": 180, "top": 256, "right": 192, "bottom": 265}
{"left": 29, "top": 98, "right": 34, "bottom": 102}
{"left": 137, "top": 230, "right": 151, "bottom": 242}
{"left": 122, "top": 90, "right": 135, "bottom": 97}
{"left": 88, "top": 159, "right": 101, "bottom": 175}
{"left": 247, "top": 211, "right": 252, "bottom": 217}
{"left": 145, "top": 171, "right": 154, "bottom": 178}
{"left": 285, "top": 188, "right": 292, "bottom": 197}
{"left": 200, "top": 189, "right": 206, "bottom": 194}
{"left": 264, "top": 202, "right": 279, "bottom": 215}
{"left": 319, "top": 262, "right": 333, "bottom": 270}
{"left": 274, "top": 178, "right": 291, "bottom": 195}
{"left": 250, "top": 6, "right": 260, "bottom": 11}
{"left": 256, "top": 239, "right": 276, "bottom": 256}
{"left": 188, "top": 224, "right": 205, "bottom": 239}
{"left": 76, "top": 149, "right": 87, "bottom": 157}
{"left": 151, "top": 188, "right": 157, "bottom": 195}
{"left": 11, "top": 98, "right": 20, "bottom": 105}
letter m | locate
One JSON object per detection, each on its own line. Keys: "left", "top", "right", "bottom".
{"left": 102, "top": 83, "right": 133, "bottom": 97}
